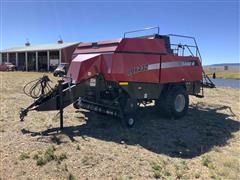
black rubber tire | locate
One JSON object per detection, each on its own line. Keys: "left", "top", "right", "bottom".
{"left": 157, "top": 86, "right": 189, "bottom": 118}
{"left": 122, "top": 113, "right": 136, "bottom": 128}
{"left": 73, "top": 100, "right": 80, "bottom": 109}
{"left": 155, "top": 93, "right": 166, "bottom": 115}
{"left": 121, "top": 99, "right": 138, "bottom": 128}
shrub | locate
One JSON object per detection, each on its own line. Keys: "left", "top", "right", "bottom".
{"left": 176, "top": 170, "right": 183, "bottom": 179}
{"left": 19, "top": 152, "right": 30, "bottom": 160}
{"left": 36, "top": 157, "right": 47, "bottom": 166}
{"left": 34, "top": 146, "right": 67, "bottom": 166}
{"left": 151, "top": 162, "right": 162, "bottom": 179}
{"left": 164, "top": 170, "right": 171, "bottom": 176}
{"left": 152, "top": 162, "right": 162, "bottom": 171}
{"left": 68, "top": 173, "right": 75, "bottom": 180}
{"left": 195, "top": 172, "right": 200, "bottom": 178}
{"left": 202, "top": 155, "right": 211, "bottom": 167}
{"left": 57, "top": 153, "right": 67, "bottom": 163}
{"left": 44, "top": 146, "right": 56, "bottom": 162}
{"left": 33, "top": 154, "right": 39, "bottom": 160}
{"left": 153, "top": 170, "right": 161, "bottom": 179}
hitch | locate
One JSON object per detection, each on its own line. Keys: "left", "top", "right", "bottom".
{"left": 20, "top": 108, "right": 28, "bottom": 121}
{"left": 19, "top": 79, "right": 65, "bottom": 129}
{"left": 19, "top": 75, "right": 53, "bottom": 121}
{"left": 20, "top": 75, "right": 87, "bottom": 130}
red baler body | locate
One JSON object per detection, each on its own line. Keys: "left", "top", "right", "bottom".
{"left": 68, "top": 37, "right": 202, "bottom": 85}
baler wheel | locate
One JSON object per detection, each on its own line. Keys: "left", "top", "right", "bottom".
{"left": 157, "top": 86, "right": 189, "bottom": 118}
{"left": 73, "top": 100, "right": 80, "bottom": 109}
{"left": 123, "top": 113, "right": 136, "bottom": 128}
{"left": 121, "top": 99, "right": 138, "bottom": 128}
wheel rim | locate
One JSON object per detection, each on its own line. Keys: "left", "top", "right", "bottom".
{"left": 128, "top": 118, "right": 134, "bottom": 126}
{"left": 174, "top": 94, "right": 186, "bottom": 112}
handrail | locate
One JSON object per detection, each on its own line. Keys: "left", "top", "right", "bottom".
{"left": 170, "top": 44, "right": 195, "bottom": 57}
{"left": 168, "top": 34, "right": 214, "bottom": 89}
{"left": 124, "top": 26, "right": 160, "bottom": 38}
{"left": 185, "top": 45, "right": 195, "bottom": 57}
{"left": 170, "top": 43, "right": 197, "bottom": 48}
{"left": 168, "top": 34, "right": 202, "bottom": 63}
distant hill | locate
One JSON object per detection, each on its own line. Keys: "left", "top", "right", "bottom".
{"left": 204, "top": 63, "right": 240, "bottom": 79}
{"left": 205, "top": 63, "right": 240, "bottom": 67}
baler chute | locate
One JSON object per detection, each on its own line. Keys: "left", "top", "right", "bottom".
{"left": 20, "top": 27, "right": 215, "bottom": 129}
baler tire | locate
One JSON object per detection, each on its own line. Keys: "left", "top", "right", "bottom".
{"left": 160, "top": 87, "right": 189, "bottom": 118}
{"left": 122, "top": 113, "right": 136, "bottom": 128}
{"left": 120, "top": 98, "right": 138, "bottom": 128}
{"left": 155, "top": 93, "right": 166, "bottom": 115}
{"left": 73, "top": 101, "right": 80, "bottom": 109}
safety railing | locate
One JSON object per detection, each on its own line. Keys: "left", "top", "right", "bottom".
{"left": 124, "top": 26, "right": 160, "bottom": 38}
{"left": 168, "top": 34, "right": 203, "bottom": 63}
{"left": 168, "top": 34, "right": 215, "bottom": 88}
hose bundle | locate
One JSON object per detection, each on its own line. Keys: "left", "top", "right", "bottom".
{"left": 23, "top": 75, "right": 53, "bottom": 99}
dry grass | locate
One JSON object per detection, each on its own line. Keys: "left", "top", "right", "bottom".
{"left": 0, "top": 71, "right": 240, "bottom": 179}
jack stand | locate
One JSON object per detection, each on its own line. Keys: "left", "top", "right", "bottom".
{"left": 58, "top": 80, "right": 64, "bottom": 130}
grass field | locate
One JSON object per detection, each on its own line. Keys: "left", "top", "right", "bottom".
{"left": 204, "top": 70, "right": 240, "bottom": 79}
{"left": 0, "top": 72, "right": 240, "bottom": 179}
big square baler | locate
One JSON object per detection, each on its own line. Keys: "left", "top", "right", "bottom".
{"left": 20, "top": 27, "right": 214, "bottom": 128}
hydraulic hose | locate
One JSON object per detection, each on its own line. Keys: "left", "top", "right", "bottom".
{"left": 23, "top": 75, "right": 53, "bottom": 99}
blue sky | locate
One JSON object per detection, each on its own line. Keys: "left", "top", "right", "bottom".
{"left": 0, "top": 0, "right": 239, "bottom": 65}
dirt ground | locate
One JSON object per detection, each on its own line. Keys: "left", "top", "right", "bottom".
{"left": 0, "top": 72, "right": 240, "bottom": 180}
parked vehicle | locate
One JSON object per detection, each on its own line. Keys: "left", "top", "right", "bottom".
{"left": 53, "top": 63, "right": 69, "bottom": 77}
{"left": 0, "top": 62, "right": 16, "bottom": 71}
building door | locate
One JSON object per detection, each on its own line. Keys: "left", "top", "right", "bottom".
{"left": 27, "top": 52, "right": 36, "bottom": 71}
{"left": 9, "top": 53, "right": 16, "bottom": 65}
{"left": 18, "top": 53, "right": 26, "bottom": 71}
{"left": 38, "top": 52, "right": 48, "bottom": 71}
{"left": 49, "top": 51, "right": 60, "bottom": 71}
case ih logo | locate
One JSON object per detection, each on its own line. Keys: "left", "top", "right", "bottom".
{"left": 128, "top": 64, "right": 148, "bottom": 76}
{"left": 128, "top": 60, "right": 197, "bottom": 76}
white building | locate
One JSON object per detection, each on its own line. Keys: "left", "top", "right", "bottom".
{"left": 0, "top": 41, "right": 79, "bottom": 71}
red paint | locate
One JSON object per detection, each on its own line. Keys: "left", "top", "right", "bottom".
{"left": 116, "top": 38, "right": 167, "bottom": 53}
{"left": 67, "top": 36, "right": 202, "bottom": 85}
{"left": 110, "top": 53, "right": 160, "bottom": 83}
{"left": 160, "top": 55, "right": 202, "bottom": 83}
{"left": 61, "top": 44, "right": 79, "bottom": 63}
